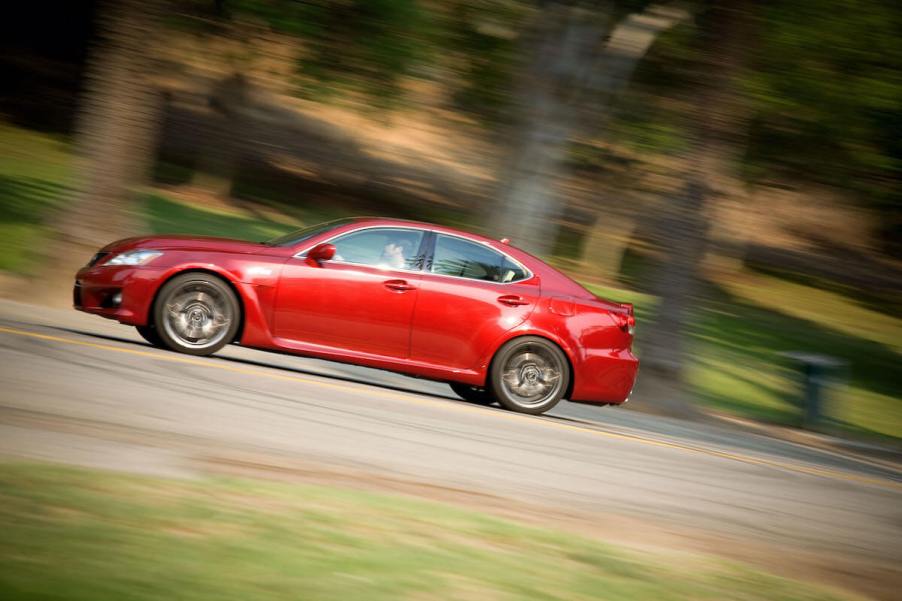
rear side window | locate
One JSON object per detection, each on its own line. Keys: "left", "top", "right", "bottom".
{"left": 500, "top": 256, "right": 528, "bottom": 283}
{"left": 330, "top": 228, "right": 425, "bottom": 270}
{"left": 430, "top": 234, "right": 527, "bottom": 283}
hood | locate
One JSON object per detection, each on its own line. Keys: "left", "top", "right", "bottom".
{"left": 101, "top": 235, "right": 267, "bottom": 255}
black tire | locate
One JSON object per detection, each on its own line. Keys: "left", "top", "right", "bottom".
{"left": 153, "top": 273, "right": 240, "bottom": 356}
{"left": 489, "top": 336, "right": 569, "bottom": 415}
{"left": 449, "top": 382, "right": 495, "bottom": 406}
{"left": 135, "top": 324, "right": 164, "bottom": 347}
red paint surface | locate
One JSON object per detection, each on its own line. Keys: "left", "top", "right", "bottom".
{"left": 74, "top": 218, "right": 638, "bottom": 403}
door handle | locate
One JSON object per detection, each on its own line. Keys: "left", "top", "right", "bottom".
{"left": 497, "top": 294, "right": 529, "bottom": 306}
{"left": 384, "top": 279, "right": 415, "bottom": 292}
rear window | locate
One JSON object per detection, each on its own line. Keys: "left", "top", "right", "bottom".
{"left": 500, "top": 256, "right": 528, "bottom": 283}
{"left": 431, "top": 235, "right": 528, "bottom": 283}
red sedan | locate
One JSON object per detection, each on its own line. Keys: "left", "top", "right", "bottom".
{"left": 74, "top": 217, "right": 638, "bottom": 414}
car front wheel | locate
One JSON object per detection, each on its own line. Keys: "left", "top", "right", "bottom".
{"left": 489, "top": 337, "right": 569, "bottom": 415}
{"left": 153, "top": 273, "right": 240, "bottom": 356}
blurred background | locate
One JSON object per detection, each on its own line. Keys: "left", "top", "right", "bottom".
{"left": 3, "top": 0, "right": 898, "bottom": 441}
{"left": 1, "top": 2, "right": 901, "bottom": 600}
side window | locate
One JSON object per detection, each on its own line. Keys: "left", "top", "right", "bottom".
{"left": 500, "top": 256, "right": 528, "bottom": 283}
{"left": 330, "top": 228, "right": 425, "bottom": 270}
{"left": 431, "top": 235, "right": 506, "bottom": 282}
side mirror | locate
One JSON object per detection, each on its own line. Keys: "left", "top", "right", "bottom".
{"left": 306, "top": 243, "right": 336, "bottom": 266}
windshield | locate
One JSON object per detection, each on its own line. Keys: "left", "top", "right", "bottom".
{"left": 264, "top": 218, "right": 357, "bottom": 247}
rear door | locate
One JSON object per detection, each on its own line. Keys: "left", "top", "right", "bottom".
{"left": 409, "top": 233, "right": 539, "bottom": 370}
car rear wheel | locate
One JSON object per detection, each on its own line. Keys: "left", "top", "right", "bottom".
{"left": 153, "top": 273, "right": 240, "bottom": 356}
{"left": 135, "top": 325, "right": 163, "bottom": 347}
{"left": 449, "top": 383, "right": 495, "bottom": 406}
{"left": 489, "top": 336, "right": 569, "bottom": 415}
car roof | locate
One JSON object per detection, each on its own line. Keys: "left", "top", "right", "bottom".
{"left": 345, "top": 217, "right": 501, "bottom": 245}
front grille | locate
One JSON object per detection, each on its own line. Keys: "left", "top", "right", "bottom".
{"left": 88, "top": 252, "right": 109, "bottom": 267}
{"left": 73, "top": 282, "right": 82, "bottom": 307}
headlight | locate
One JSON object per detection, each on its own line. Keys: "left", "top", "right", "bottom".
{"left": 103, "top": 250, "right": 163, "bottom": 266}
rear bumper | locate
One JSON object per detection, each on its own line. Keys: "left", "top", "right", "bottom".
{"left": 570, "top": 348, "right": 639, "bottom": 404}
{"left": 73, "top": 265, "right": 163, "bottom": 326}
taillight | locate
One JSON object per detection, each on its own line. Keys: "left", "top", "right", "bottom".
{"left": 616, "top": 303, "right": 636, "bottom": 336}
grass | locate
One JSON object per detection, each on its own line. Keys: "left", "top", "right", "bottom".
{"left": 145, "top": 193, "right": 296, "bottom": 242}
{"left": 1, "top": 120, "right": 900, "bottom": 441}
{"left": 0, "top": 462, "right": 859, "bottom": 601}
{"left": 0, "top": 123, "right": 302, "bottom": 273}
{"left": 692, "top": 276, "right": 902, "bottom": 441}
{"left": 587, "top": 276, "right": 902, "bottom": 441}
{"left": 0, "top": 124, "right": 73, "bottom": 273}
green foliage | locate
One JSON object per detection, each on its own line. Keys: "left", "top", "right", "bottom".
{"left": 618, "top": 0, "right": 902, "bottom": 246}
{"left": 227, "top": 0, "right": 431, "bottom": 104}
{"left": 440, "top": 0, "right": 653, "bottom": 125}
{"left": 0, "top": 124, "right": 72, "bottom": 273}
{"left": 143, "top": 194, "right": 295, "bottom": 241}
{"left": 745, "top": 0, "right": 902, "bottom": 202}
{"left": 608, "top": 18, "right": 699, "bottom": 154}
{"left": 441, "top": 0, "right": 526, "bottom": 124}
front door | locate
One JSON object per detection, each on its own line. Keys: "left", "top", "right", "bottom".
{"left": 273, "top": 227, "right": 426, "bottom": 358}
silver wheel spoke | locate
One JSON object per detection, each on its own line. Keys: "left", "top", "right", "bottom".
{"left": 162, "top": 281, "right": 232, "bottom": 349}
{"left": 540, "top": 369, "right": 560, "bottom": 383}
{"left": 501, "top": 345, "right": 562, "bottom": 406}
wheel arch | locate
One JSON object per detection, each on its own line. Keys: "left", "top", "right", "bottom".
{"left": 485, "top": 332, "right": 576, "bottom": 401}
{"left": 146, "top": 267, "right": 247, "bottom": 343}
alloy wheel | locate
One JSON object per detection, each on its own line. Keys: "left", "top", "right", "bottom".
{"left": 500, "top": 344, "right": 563, "bottom": 407}
{"left": 490, "top": 336, "right": 569, "bottom": 414}
{"left": 160, "top": 280, "right": 233, "bottom": 350}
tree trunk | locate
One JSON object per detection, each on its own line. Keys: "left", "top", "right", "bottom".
{"left": 635, "top": 1, "right": 753, "bottom": 417}
{"left": 40, "top": 0, "right": 165, "bottom": 302}
{"left": 489, "top": 3, "right": 609, "bottom": 256}
{"left": 191, "top": 72, "right": 252, "bottom": 199}
{"left": 489, "top": 4, "right": 686, "bottom": 257}
{"left": 582, "top": 6, "right": 688, "bottom": 135}
{"left": 577, "top": 212, "right": 637, "bottom": 284}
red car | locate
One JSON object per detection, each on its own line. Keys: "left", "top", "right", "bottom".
{"left": 74, "top": 217, "right": 638, "bottom": 414}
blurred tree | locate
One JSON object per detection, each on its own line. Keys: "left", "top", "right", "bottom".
{"left": 635, "top": 0, "right": 754, "bottom": 416}
{"left": 573, "top": 8, "right": 688, "bottom": 281}
{"left": 227, "top": 0, "right": 428, "bottom": 103}
{"left": 601, "top": 0, "right": 900, "bottom": 414}
{"left": 50, "top": 0, "right": 166, "bottom": 282}
{"left": 616, "top": 0, "right": 902, "bottom": 256}
{"left": 190, "top": 72, "right": 252, "bottom": 198}
{"left": 44, "top": 0, "right": 432, "bottom": 288}
{"left": 485, "top": 1, "right": 688, "bottom": 256}
{"left": 744, "top": 0, "right": 902, "bottom": 256}
{"left": 177, "top": 0, "right": 431, "bottom": 202}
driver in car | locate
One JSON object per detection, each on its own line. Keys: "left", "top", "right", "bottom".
{"left": 380, "top": 238, "right": 414, "bottom": 269}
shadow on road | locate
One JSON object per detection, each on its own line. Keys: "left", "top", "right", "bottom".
{"left": 44, "top": 324, "right": 486, "bottom": 405}
{"left": 4, "top": 323, "right": 721, "bottom": 428}
{"left": 37, "top": 324, "right": 619, "bottom": 428}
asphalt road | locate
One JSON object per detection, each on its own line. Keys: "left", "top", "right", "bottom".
{"left": 1, "top": 298, "right": 900, "bottom": 598}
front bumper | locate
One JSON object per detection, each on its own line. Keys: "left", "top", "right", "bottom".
{"left": 73, "top": 264, "right": 163, "bottom": 325}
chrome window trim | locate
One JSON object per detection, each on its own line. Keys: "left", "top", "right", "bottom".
{"left": 293, "top": 225, "right": 428, "bottom": 273}
{"left": 293, "top": 225, "right": 533, "bottom": 285}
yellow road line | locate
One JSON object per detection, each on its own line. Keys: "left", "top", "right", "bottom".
{"left": 1, "top": 324, "right": 900, "bottom": 492}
